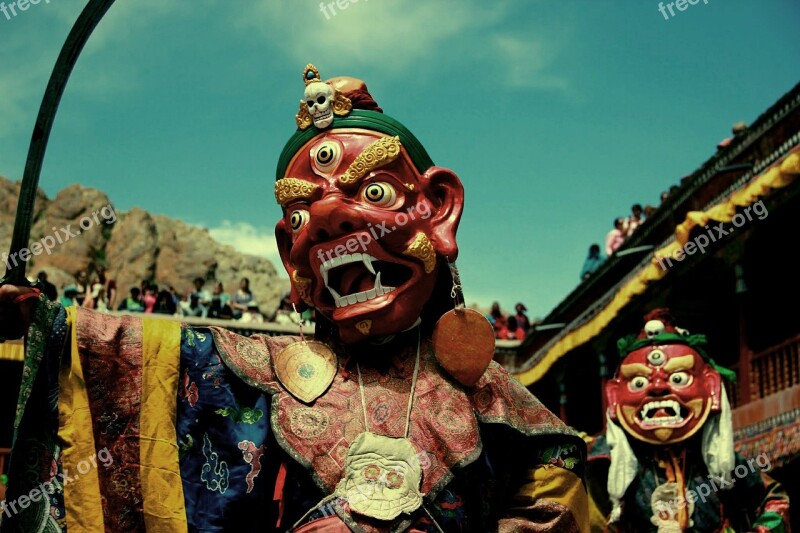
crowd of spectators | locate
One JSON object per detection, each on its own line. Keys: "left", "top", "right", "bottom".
{"left": 578, "top": 121, "right": 748, "bottom": 282}
{"left": 485, "top": 302, "right": 533, "bottom": 341}
{"left": 581, "top": 194, "right": 667, "bottom": 280}
{"left": 36, "top": 269, "right": 300, "bottom": 326}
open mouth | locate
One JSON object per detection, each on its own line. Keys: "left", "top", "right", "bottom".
{"left": 636, "top": 399, "right": 691, "bottom": 428}
{"left": 319, "top": 252, "right": 412, "bottom": 309}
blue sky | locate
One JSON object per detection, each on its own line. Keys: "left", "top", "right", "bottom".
{"left": 1, "top": 0, "right": 798, "bottom": 318}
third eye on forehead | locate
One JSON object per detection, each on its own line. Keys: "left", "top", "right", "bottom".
{"left": 311, "top": 140, "right": 342, "bottom": 176}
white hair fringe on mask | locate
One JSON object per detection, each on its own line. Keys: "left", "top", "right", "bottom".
{"left": 605, "top": 413, "right": 638, "bottom": 524}
{"left": 701, "top": 384, "right": 735, "bottom": 485}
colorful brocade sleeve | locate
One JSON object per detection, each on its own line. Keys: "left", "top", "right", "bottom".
{"left": 497, "top": 438, "right": 589, "bottom": 533}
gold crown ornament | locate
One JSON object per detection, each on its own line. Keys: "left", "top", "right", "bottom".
{"left": 296, "top": 64, "right": 353, "bottom": 130}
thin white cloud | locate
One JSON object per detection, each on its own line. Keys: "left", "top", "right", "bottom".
{"left": 236, "top": 0, "right": 568, "bottom": 91}
{"left": 208, "top": 220, "right": 287, "bottom": 278}
{"left": 240, "top": 0, "right": 505, "bottom": 72}
{"left": 490, "top": 35, "right": 569, "bottom": 91}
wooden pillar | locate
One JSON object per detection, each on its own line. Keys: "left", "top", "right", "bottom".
{"left": 599, "top": 352, "right": 609, "bottom": 432}
{"left": 735, "top": 264, "right": 751, "bottom": 404}
{"left": 558, "top": 374, "right": 568, "bottom": 423}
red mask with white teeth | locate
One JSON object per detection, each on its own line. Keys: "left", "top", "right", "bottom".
{"left": 275, "top": 128, "right": 464, "bottom": 344}
{"left": 606, "top": 344, "right": 722, "bottom": 445}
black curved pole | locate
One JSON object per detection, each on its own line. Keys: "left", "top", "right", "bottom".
{"left": 2, "top": 0, "right": 117, "bottom": 286}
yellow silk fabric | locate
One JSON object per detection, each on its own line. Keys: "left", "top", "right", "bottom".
{"left": 59, "top": 306, "right": 105, "bottom": 532}
{"left": 140, "top": 317, "right": 188, "bottom": 532}
{"left": 505, "top": 464, "right": 590, "bottom": 532}
{"left": 0, "top": 341, "right": 24, "bottom": 361}
{"left": 515, "top": 149, "right": 800, "bottom": 385}
{"left": 58, "top": 311, "right": 187, "bottom": 531}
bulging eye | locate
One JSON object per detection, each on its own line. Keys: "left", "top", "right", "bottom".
{"left": 362, "top": 182, "right": 397, "bottom": 207}
{"left": 669, "top": 372, "right": 691, "bottom": 387}
{"left": 647, "top": 349, "right": 666, "bottom": 366}
{"left": 629, "top": 376, "right": 650, "bottom": 392}
{"left": 310, "top": 140, "right": 342, "bottom": 175}
{"left": 289, "top": 210, "right": 309, "bottom": 232}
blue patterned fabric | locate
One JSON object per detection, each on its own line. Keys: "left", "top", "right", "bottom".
{"left": 177, "top": 327, "right": 275, "bottom": 531}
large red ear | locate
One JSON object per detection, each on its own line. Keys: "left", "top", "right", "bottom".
{"left": 275, "top": 219, "right": 304, "bottom": 308}
{"left": 419, "top": 166, "right": 464, "bottom": 260}
{"left": 702, "top": 366, "right": 723, "bottom": 411}
{"left": 605, "top": 379, "right": 621, "bottom": 420}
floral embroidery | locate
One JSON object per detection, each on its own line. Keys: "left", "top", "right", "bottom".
{"left": 201, "top": 433, "right": 229, "bottom": 494}
{"left": 215, "top": 406, "right": 264, "bottom": 425}
{"left": 180, "top": 369, "right": 199, "bottom": 407}
{"left": 238, "top": 440, "right": 266, "bottom": 494}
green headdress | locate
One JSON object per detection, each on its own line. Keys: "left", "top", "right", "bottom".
{"left": 616, "top": 309, "right": 737, "bottom": 382}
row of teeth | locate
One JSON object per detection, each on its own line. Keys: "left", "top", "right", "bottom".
{"left": 320, "top": 253, "right": 396, "bottom": 308}
{"left": 641, "top": 415, "right": 684, "bottom": 426}
{"left": 640, "top": 399, "right": 682, "bottom": 420}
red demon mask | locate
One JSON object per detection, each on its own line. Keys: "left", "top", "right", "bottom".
{"left": 606, "top": 332, "right": 723, "bottom": 445}
{"left": 275, "top": 126, "right": 464, "bottom": 343}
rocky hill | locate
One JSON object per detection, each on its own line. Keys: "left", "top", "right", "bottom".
{"left": 0, "top": 176, "right": 289, "bottom": 313}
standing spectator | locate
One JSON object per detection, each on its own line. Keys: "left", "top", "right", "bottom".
{"left": 605, "top": 218, "right": 626, "bottom": 256}
{"left": 208, "top": 282, "right": 232, "bottom": 319}
{"left": 118, "top": 287, "right": 145, "bottom": 312}
{"left": 75, "top": 271, "right": 89, "bottom": 306}
{"left": 514, "top": 303, "right": 530, "bottom": 333}
{"left": 37, "top": 271, "right": 57, "bottom": 301}
{"left": 498, "top": 315, "right": 525, "bottom": 340}
{"left": 167, "top": 286, "right": 181, "bottom": 310}
{"left": 106, "top": 280, "right": 118, "bottom": 311}
{"left": 143, "top": 284, "right": 158, "bottom": 313}
{"left": 154, "top": 289, "right": 178, "bottom": 315}
{"left": 83, "top": 278, "right": 107, "bottom": 310}
{"left": 90, "top": 283, "right": 109, "bottom": 312}
{"left": 231, "top": 278, "right": 254, "bottom": 319}
{"left": 93, "top": 266, "right": 116, "bottom": 309}
{"left": 486, "top": 302, "right": 506, "bottom": 338}
{"left": 188, "top": 277, "right": 211, "bottom": 317}
{"left": 59, "top": 285, "right": 80, "bottom": 308}
{"left": 580, "top": 244, "right": 605, "bottom": 280}
{"left": 623, "top": 204, "right": 644, "bottom": 237}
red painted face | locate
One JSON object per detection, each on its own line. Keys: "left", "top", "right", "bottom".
{"left": 606, "top": 344, "right": 722, "bottom": 445}
{"left": 275, "top": 130, "right": 464, "bottom": 343}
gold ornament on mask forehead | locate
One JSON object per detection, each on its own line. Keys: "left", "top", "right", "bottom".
{"left": 339, "top": 136, "right": 402, "bottom": 185}
{"left": 275, "top": 178, "right": 319, "bottom": 207}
